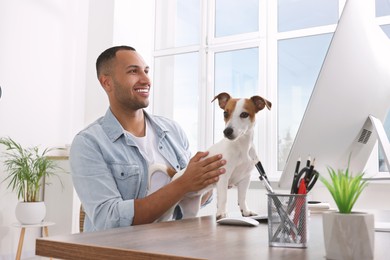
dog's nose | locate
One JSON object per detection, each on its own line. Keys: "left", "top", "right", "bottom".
{"left": 223, "top": 127, "right": 234, "bottom": 138}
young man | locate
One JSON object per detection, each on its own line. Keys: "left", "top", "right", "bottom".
{"left": 70, "top": 46, "right": 226, "bottom": 232}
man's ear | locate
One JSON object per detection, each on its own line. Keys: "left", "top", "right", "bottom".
{"left": 99, "top": 74, "right": 113, "bottom": 92}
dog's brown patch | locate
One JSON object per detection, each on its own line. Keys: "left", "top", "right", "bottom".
{"left": 223, "top": 99, "right": 238, "bottom": 123}
{"left": 243, "top": 99, "right": 258, "bottom": 122}
{"left": 167, "top": 167, "right": 177, "bottom": 178}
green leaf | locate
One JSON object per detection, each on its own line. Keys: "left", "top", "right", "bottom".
{"left": 320, "top": 158, "right": 368, "bottom": 214}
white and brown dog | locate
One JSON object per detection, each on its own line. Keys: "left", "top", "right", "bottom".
{"left": 148, "top": 92, "right": 271, "bottom": 221}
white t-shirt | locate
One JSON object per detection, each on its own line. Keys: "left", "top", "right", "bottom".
{"left": 127, "top": 118, "right": 171, "bottom": 194}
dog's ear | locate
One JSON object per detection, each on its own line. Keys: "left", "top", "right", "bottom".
{"left": 250, "top": 96, "right": 272, "bottom": 112}
{"left": 211, "top": 92, "right": 231, "bottom": 109}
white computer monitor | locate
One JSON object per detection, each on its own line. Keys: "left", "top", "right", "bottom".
{"left": 279, "top": 0, "right": 390, "bottom": 189}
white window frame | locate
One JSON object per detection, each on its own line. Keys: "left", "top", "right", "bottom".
{"left": 152, "top": 0, "right": 390, "bottom": 180}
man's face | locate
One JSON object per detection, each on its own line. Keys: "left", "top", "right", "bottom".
{"left": 108, "top": 50, "right": 151, "bottom": 111}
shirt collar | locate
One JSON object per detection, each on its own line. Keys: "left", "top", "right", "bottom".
{"left": 101, "top": 108, "right": 169, "bottom": 143}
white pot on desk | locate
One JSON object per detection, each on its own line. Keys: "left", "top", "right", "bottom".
{"left": 15, "top": 201, "right": 46, "bottom": 225}
{"left": 322, "top": 211, "right": 374, "bottom": 260}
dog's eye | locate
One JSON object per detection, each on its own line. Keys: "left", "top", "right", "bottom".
{"left": 224, "top": 111, "right": 229, "bottom": 118}
{"left": 240, "top": 112, "right": 249, "bottom": 118}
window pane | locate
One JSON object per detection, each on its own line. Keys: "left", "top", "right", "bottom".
{"left": 154, "top": 53, "right": 199, "bottom": 153}
{"left": 214, "top": 48, "right": 259, "bottom": 141}
{"left": 381, "top": 24, "right": 390, "bottom": 37}
{"left": 215, "top": 0, "right": 259, "bottom": 37}
{"left": 376, "top": 0, "right": 390, "bottom": 17}
{"left": 278, "top": 0, "right": 339, "bottom": 32}
{"left": 278, "top": 34, "right": 332, "bottom": 170}
{"left": 155, "top": 0, "right": 200, "bottom": 49}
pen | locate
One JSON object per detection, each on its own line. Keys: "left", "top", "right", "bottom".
{"left": 297, "top": 179, "right": 307, "bottom": 195}
{"left": 255, "top": 160, "right": 268, "bottom": 181}
{"left": 290, "top": 157, "right": 301, "bottom": 194}
{"left": 307, "top": 158, "right": 316, "bottom": 180}
{"left": 295, "top": 157, "right": 301, "bottom": 175}
{"left": 255, "top": 161, "right": 274, "bottom": 193}
{"left": 306, "top": 155, "right": 311, "bottom": 168}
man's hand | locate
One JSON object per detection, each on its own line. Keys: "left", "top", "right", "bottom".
{"left": 178, "top": 151, "right": 226, "bottom": 192}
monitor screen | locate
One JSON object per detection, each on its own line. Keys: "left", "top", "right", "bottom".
{"left": 279, "top": 0, "right": 390, "bottom": 189}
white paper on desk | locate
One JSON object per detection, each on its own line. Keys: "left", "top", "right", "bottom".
{"left": 308, "top": 202, "right": 330, "bottom": 211}
{"left": 375, "top": 222, "right": 390, "bottom": 232}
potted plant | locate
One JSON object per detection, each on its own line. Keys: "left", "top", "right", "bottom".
{"left": 320, "top": 161, "right": 374, "bottom": 260}
{"left": 0, "top": 137, "right": 62, "bottom": 224}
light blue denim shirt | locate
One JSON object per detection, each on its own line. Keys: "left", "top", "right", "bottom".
{"left": 70, "top": 109, "right": 191, "bottom": 232}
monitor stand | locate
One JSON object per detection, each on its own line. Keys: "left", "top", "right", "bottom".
{"left": 368, "top": 115, "right": 390, "bottom": 172}
{"left": 366, "top": 115, "right": 390, "bottom": 232}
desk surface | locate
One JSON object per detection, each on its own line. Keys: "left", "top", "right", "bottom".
{"left": 36, "top": 212, "right": 390, "bottom": 260}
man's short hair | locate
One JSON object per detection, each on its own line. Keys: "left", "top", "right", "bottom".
{"left": 96, "top": 45, "right": 136, "bottom": 78}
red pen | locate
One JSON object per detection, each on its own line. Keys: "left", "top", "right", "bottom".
{"left": 292, "top": 179, "right": 307, "bottom": 241}
{"left": 297, "top": 179, "right": 307, "bottom": 195}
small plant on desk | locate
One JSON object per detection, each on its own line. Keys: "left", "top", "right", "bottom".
{"left": 320, "top": 162, "right": 368, "bottom": 213}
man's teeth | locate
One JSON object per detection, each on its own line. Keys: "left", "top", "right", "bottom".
{"left": 136, "top": 89, "right": 148, "bottom": 93}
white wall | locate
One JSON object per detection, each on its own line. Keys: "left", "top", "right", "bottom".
{"left": 0, "top": 0, "right": 88, "bottom": 147}
{"left": 0, "top": 0, "right": 156, "bottom": 258}
{"left": 0, "top": 1, "right": 150, "bottom": 258}
{"left": 83, "top": 0, "right": 114, "bottom": 126}
{"left": 0, "top": 0, "right": 89, "bottom": 258}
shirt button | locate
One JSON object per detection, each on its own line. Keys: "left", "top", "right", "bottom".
{"left": 176, "top": 165, "right": 180, "bottom": 169}
{"left": 121, "top": 172, "right": 124, "bottom": 176}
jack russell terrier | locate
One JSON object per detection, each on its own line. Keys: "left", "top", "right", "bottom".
{"left": 148, "top": 92, "right": 272, "bottom": 221}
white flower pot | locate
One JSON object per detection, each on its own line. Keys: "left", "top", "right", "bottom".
{"left": 323, "top": 211, "right": 375, "bottom": 260}
{"left": 15, "top": 201, "right": 46, "bottom": 225}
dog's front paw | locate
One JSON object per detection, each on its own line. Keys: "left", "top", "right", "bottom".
{"left": 241, "top": 209, "right": 258, "bottom": 217}
{"left": 216, "top": 213, "right": 227, "bottom": 220}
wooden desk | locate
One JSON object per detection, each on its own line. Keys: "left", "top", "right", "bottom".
{"left": 36, "top": 213, "right": 390, "bottom": 260}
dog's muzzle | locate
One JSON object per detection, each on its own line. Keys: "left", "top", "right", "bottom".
{"left": 223, "top": 127, "right": 235, "bottom": 140}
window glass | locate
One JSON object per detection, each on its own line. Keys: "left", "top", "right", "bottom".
{"left": 376, "top": 0, "right": 390, "bottom": 17}
{"left": 278, "top": 34, "right": 333, "bottom": 170}
{"left": 381, "top": 24, "right": 390, "bottom": 36}
{"left": 214, "top": 48, "right": 259, "bottom": 141}
{"left": 155, "top": 0, "right": 200, "bottom": 49}
{"left": 278, "top": 0, "right": 339, "bottom": 32}
{"left": 154, "top": 53, "right": 199, "bottom": 153}
{"left": 215, "top": 0, "right": 259, "bottom": 37}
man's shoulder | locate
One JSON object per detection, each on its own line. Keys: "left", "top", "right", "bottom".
{"left": 77, "top": 117, "right": 105, "bottom": 135}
